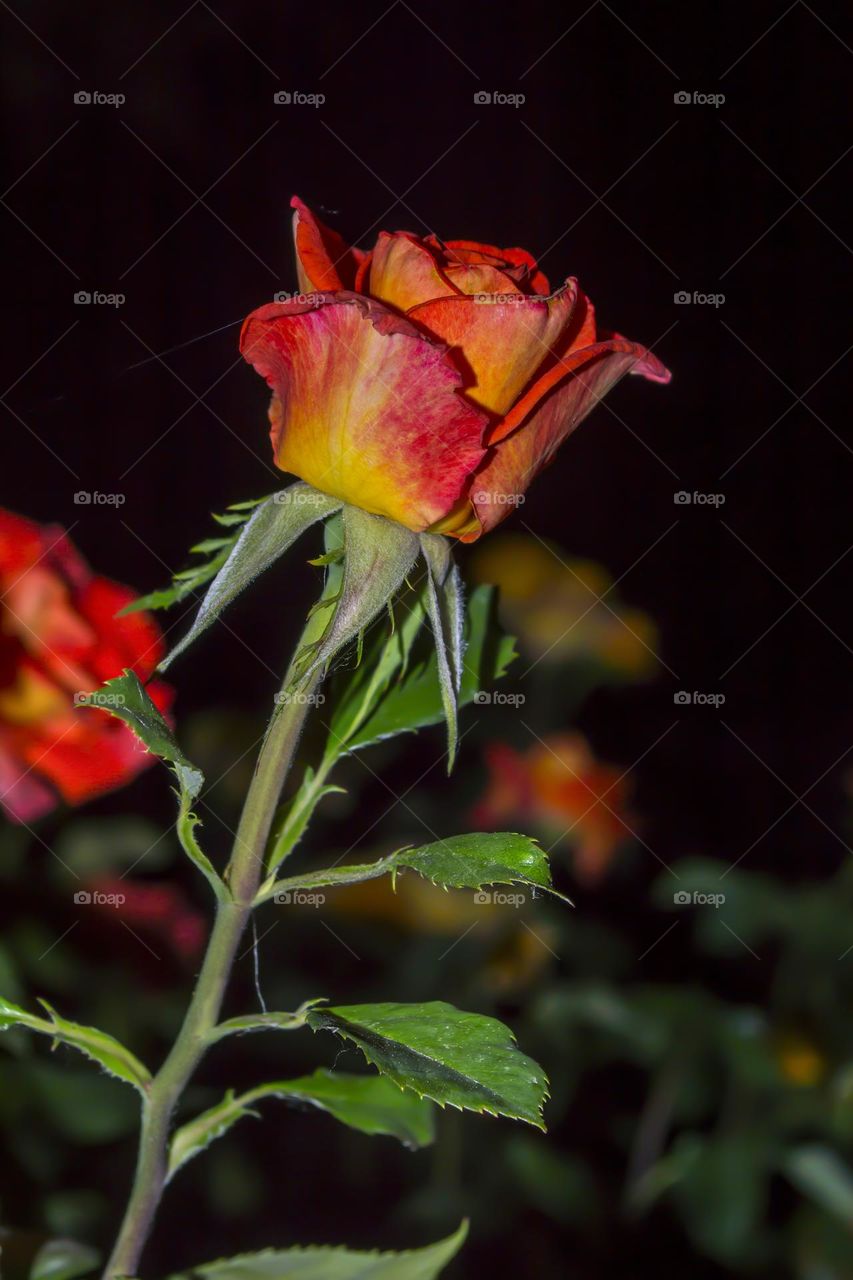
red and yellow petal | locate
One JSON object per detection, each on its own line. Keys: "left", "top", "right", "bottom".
{"left": 463, "top": 338, "right": 671, "bottom": 539}
{"left": 240, "top": 294, "right": 491, "bottom": 530}
{"left": 407, "top": 280, "right": 582, "bottom": 417}
{"left": 428, "top": 238, "right": 551, "bottom": 295}
{"left": 290, "top": 196, "right": 365, "bottom": 293}
{"left": 366, "top": 232, "right": 462, "bottom": 311}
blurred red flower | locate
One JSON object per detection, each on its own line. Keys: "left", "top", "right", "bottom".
{"left": 87, "top": 876, "right": 206, "bottom": 963}
{"left": 473, "top": 732, "right": 632, "bottom": 884}
{"left": 0, "top": 509, "right": 171, "bottom": 823}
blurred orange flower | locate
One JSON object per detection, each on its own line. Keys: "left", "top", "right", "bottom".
{"left": 473, "top": 732, "right": 632, "bottom": 884}
{"left": 469, "top": 532, "right": 660, "bottom": 678}
{"left": 0, "top": 509, "right": 171, "bottom": 823}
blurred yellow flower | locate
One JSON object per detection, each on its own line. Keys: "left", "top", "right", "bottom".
{"left": 469, "top": 532, "right": 659, "bottom": 677}
{"left": 775, "top": 1034, "right": 826, "bottom": 1087}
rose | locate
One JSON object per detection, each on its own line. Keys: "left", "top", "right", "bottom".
{"left": 240, "top": 197, "right": 670, "bottom": 539}
{"left": 0, "top": 509, "right": 172, "bottom": 823}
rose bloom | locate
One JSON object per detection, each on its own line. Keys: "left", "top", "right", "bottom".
{"left": 473, "top": 732, "right": 632, "bottom": 884}
{"left": 240, "top": 197, "right": 671, "bottom": 540}
{"left": 0, "top": 509, "right": 171, "bottom": 823}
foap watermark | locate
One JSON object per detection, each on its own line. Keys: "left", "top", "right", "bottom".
{"left": 472, "top": 292, "right": 528, "bottom": 305}
{"left": 274, "top": 890, "right": 325, "bottom": 907}
{"left": 273, "top": 90, "right": 325, "bottom": 107}
{"left": 74, "top": 490, "right": 126, "bottom": 506}
{"left": 473, "top": 90, "right": 525, "bottom": 107}
{"left": 472, "top": 490, "right": 525, "bottom": 509}
{"left": 673, "top": 90, "right": 725, "bottom": 108}
{"left": 74, "top": 890, "right": 127, "bottom": 907}
{"left": 474, "top": 889, "right": 526, "bottom": 906}
{"left": 673, "top": 490, "right": 725, "bottom": 507}
{"left": 273, "top": 488, "right": 330, "bottom": 507}
{"left": 472, "top": 690, "right": 526, "bottom": 707}
{"left": 74, "top": 90, "right": 125, "bottom": 107}
{"left": 74, "top": 690, "right": 126, "bottom": 708}
{"left": 674, "top": 290, "right": 725, "bottom": 307}
{"left": 673, "top": 690, "right": 726, "bottom": 708}
{"left": 673, "top": 889, "right": 725, "bottom": 908}
{"left": 274, "top": 690, "right": 326, "bottom": 707}
{"left": 273, "top": 291, "right": 324, "bottom": 305}
{"left": 74, "top": 290, "right": 126, "bottom": 308}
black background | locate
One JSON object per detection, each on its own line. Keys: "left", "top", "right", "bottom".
{"left": 1, "top": 2, "right": 851, "bottom": 1274}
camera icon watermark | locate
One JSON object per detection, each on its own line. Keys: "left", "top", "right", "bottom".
{"left": 73, "top": 290, "right": 126, "bottom": 308}
{"left": 73, "top": 490, "right": 126, "bottom": 506}
{"left": 673, "top": 90, "right": 725, "bottom": 108}
{"left": 673, "top": 290, "right": 725, "bottom": 307}
{"left": 273, "top": 90, "right": 325, "bottom": 107}
{"left": 274, "top": 890, "right": 325, "bottom": 907}
{"left": 73, "top": 889, "right": 126, "bottom": 906}
{"left": 472, "top": 490, "right": 525, "bottom": 507}
{"left": 673, "top": 490, "right": 725, "bottom": 506}
{"left": 74, "top": 690, "right": 126, "bottom": 708}
{"left": 473, "top": 90, "right": 525, "bottom": 107}
{"left": 274, "top": 690, "right": 326, "bottom": 707}
{"left": 272, "top": 290, "right": 324, "bottom": 305}
{"left": 473, "top": 889, "right": 526, "bottom": 906}
{"left": 673, "top": 690, "right": 726, "bottom": 708}
{"left": 272, "top": 488, "right": 330, "bottom": 506}
{"left": 472, "top": 690, "right": 525, "bottom": 707}
{"left": 673, "top": 889, "right": 725, "bottom": 908}
{"left": 73, "top": 90, "right": 126, "bottom": 107}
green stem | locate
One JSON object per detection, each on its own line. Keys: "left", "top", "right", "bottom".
{"left": 103, "top": 668, "right": 320, "bottom": 1280}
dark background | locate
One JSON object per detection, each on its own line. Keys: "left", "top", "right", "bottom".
{"left": 1, "top": 1, "right": 851, "bottom": 1275}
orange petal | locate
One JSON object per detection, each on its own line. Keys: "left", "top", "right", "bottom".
{"left": 463, "top": 338, "right": 671, "bottom": 539}
{"left": 429, "top": 238, "right": 551, "bottom": 295}
{"left": 407, "top": 280, "right": 581, "bottom": 416}
{"left": 367, "top": 232, "right": 462, "bottom": 311}
{"left": 290, "top": 196, "right": 364, "bottom": 292}
{"left": 240, "top": 294, "right": 491, "bottom": 530}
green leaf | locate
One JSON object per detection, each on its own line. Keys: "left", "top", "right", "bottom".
{"left": 784, "top": 1145, "right": 853, "bottom": 1226}
{"left": 400, "top": 832, "right": 571, "bottom": 902}
{"left": 30, "top": 1239, "right": 101, "bottom": 1280}
{"left": 292, "top": 506, "right": 419, "bottom": 686}
{"left": 0, "top": 996, "right": 151, "bottom": 1095}
{"left": 168, "top": 1069, "right": 434, "bottom": 1179}
{"left": 78, "top": 671, "right": 226, "bottom": 901}
{"left": 161, "top": 484, "right": 341, "bottom": 671}
{"left": 165, "top": 1223, "right": 467, "bottom": 1280}
{"left": 78, "top": 670, "right": 198, "bottom": 784}
{"left": 256, "top": 832, "right": 569, "bottom": 906}
{"left": 345, "top": 585, "right": 516, "bottom": 753}
{"left": 306, "top": 1001, "right": 548, "bottom": 1129}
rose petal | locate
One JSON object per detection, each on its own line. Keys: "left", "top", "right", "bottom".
{"left": 464, "top": 338, "right": 672, "bottom": 538}
{"left": 240, "top": 293, "right": 491, "bottom": 530}
{"left": 428, "top": 238, "right": 551, "bottom": 295}
{"left": 367, "top": 232, "right": 462, "bottom": 311}
{"left": 290, "top": 196, "right": 364, "bottom": 292}
{"left": 407, "top": 280, "right": 582, "bottom": 416}
{"left": 442, "top": 262, "right": 525, "bottom": 297}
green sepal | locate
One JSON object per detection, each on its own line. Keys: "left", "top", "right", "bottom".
{"left": 160, "top": 483, "right": 342, "bottom": 671}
